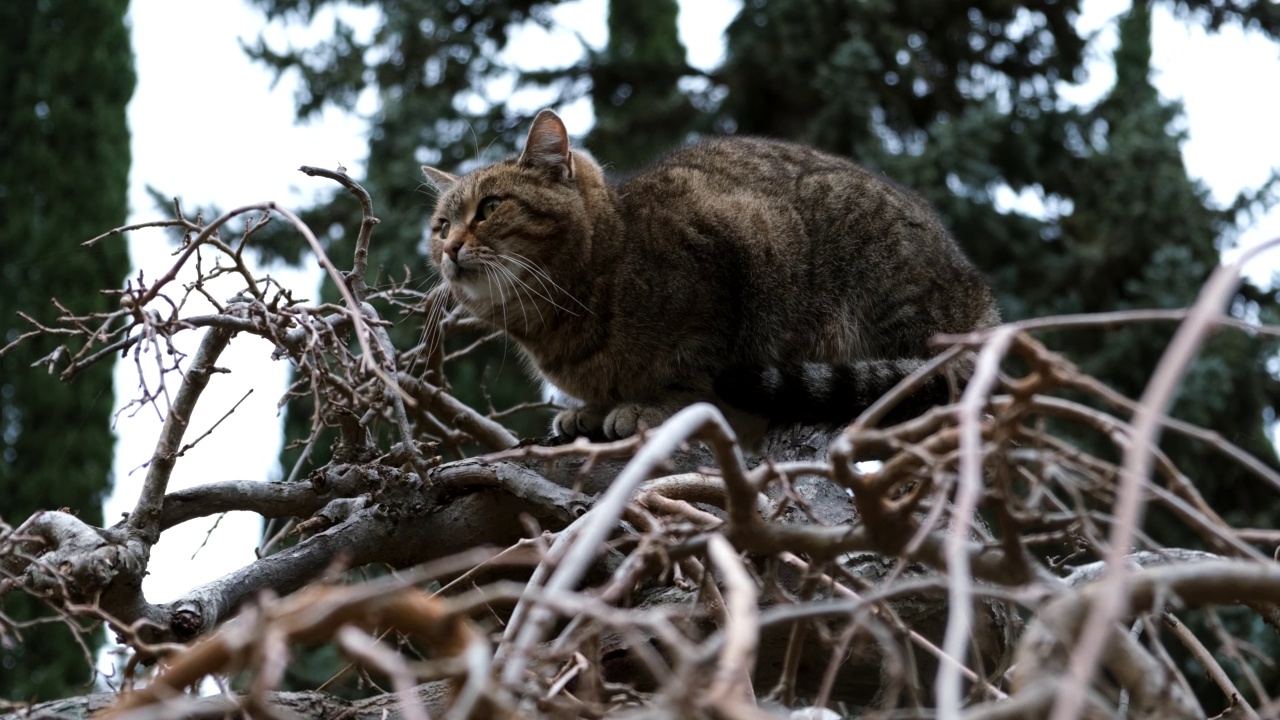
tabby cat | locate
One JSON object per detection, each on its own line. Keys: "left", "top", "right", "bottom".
{"left": 424, "top": 110, "right": 998, "bottom": 440}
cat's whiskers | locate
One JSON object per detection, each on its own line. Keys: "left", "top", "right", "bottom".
{"left": 481, "top": 260, "right": 514, "bottom": 330}
{"left": 474, "top": 254, "right": 550, "bottom": 313}
{"left": 506, "top": 251, "right": 591, "bottom": 312}
{"left": 501, "top": 254, "right": 570, "bottom": 310}
{"left": 418, "top": 283, "right": 452, "bottom": 370}
{"left": 465, "top": 259, "right": 510, "bottom": 375}
{"left": 478, "top": 261, "right": 506, "bottom": 328}
{"left": 505, "top": 251, "right": 593, "bottom": 315}
{"left": 483, "top": 256, "right": 545, "bottom": 329}
{"left": 495, "top": 258, "right": 567, "bottom": 317}
{"left": 482, "top": 256, "right": 535, "bottom": 337}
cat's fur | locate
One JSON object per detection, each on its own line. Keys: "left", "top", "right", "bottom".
{"left": 424, "top": 110, "right": 999, "bottom": 440}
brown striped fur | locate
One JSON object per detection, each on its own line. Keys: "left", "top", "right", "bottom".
{"left": 424, "top": 110, "right": 999, "bottom": 440}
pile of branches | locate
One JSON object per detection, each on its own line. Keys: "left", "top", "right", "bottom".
{"left": 2, "top": 169, "right": 1279, "bottom": 720}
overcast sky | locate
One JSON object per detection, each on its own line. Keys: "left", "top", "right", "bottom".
{"left": 105, "top": 0, "right": 1280, "bottom": 625}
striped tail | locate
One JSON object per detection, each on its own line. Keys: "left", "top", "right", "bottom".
{"left": 713, "top": 359, "right": 949, "bottom": 426}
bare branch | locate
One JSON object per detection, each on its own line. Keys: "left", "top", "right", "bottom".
{"left": 1054, "top": 236, "right": 1280, "bottom": 720}
{"left": 127, "top": 323, "right": 235, "bottom": 543}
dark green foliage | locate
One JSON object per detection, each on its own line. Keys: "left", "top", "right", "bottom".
{"left": 714, "top": 0, "right": 1280, "bottom": 517}
{"left": 242, "top": 0, "right": 560, "bottom": 265}
{"left": 0, "top": 0, "right": 134, "bottom": 701}
{"left": 1034, "top": 3, "right": 1280, "bottom": 512}
{"left": 717, "top": 1, "right": 1087, "bottom": 157}
{"left": 584, "top": 0, "right": 697, "bottom": 171}
{"left": 243, "top": 0, "right": 573, "bottom": 481}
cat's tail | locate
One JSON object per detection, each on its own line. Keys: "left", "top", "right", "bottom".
{"left": 712, "top": 359, "right": 950, "bottom": 426}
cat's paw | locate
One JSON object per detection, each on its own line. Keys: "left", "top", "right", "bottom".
{"left": 603, "top": 403, "right": 670, "bottom": 438}
{"left": 553, "top": 406, "right": 605, "bottom": 438}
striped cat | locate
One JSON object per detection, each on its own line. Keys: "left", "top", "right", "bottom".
{"left": 424, "top": 110, "right": 998, "bottom": 440}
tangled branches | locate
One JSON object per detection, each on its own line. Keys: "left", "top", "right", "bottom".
{"left": 2, "top": 169, "right": 1279, "bottom": 720}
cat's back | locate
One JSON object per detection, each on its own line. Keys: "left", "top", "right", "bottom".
{"left": 607, "top": 134, "right": 996, "bottom": 364}
{"left": 630, "top": 135, "right": 849, "bottom": 184}
{"left": 617, "top": 135, "right": 943, "bottom": 238}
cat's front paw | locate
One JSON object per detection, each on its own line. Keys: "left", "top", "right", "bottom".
{"left": 603, "top": 403, "right": 670, "bottom": 439}
{"left": 553, "top": 406, "right": 605, "bottom": 438}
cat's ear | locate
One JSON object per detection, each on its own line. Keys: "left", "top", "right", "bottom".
{"left": 519, "top": 109, "right": 575, "bottom": 181}
{"left": 422, "top": 166, "right": 458, "bottom": 195}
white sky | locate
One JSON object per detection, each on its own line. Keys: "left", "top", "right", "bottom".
{"left": 102, "top": 0, "right": 1280, "bottom": 669}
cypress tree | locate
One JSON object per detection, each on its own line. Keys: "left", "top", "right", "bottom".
{"left": 714, "top": 0, "right": 1280, "bottom": 515}
{"left": 0, "top": 0, "right": 134, "bottom": 701}
{"left": 1036, "top": 1, "right": 1280, "bottom": 518}
{"left": 585, "top": 0, "right": 696, "bottom": 171}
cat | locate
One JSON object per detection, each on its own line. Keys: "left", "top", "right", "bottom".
{"left": 423, "top": 109, "right": 999, "bottom": 441}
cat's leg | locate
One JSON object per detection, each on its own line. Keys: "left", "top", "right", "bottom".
{"left": 553, "top": 404, "right": 608, "bottom": 438}
{"left": 598, "top": 399, "right": 770, "bottom": 447}
{"left": 545, "top": 381, "right": 608, "bottom": 439}
{"left": 549, "top": 389, "right": 691, "bottom": 439}
{"left": 601, "top": 403, "right": 673, "bottom": 439}
{"left": 557, "top": 382, "right": 714, "bottom": 440}
{"left": 602, "top": 391, "right": 712, "bottom": 439}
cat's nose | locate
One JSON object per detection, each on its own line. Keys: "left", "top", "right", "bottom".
{"left": 443, "top": 238, "right": 464, "bottom": 262}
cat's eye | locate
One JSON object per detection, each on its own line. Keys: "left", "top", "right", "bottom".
{"left": 437, "top": 220, "right": 450, "bottom": 237}
{"left": 476, "top": 196, "right": 502, "bottom": 222}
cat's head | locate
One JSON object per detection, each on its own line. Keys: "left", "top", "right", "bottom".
{"left": 423, "top": 109, "right": 605, "bottom": 336}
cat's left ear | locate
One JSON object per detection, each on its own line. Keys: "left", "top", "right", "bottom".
{"left": 519, "top": 109, "right": 575, "bottom": 182}
{"left": 422, "top": 166, "right": 458, "bottom": 195}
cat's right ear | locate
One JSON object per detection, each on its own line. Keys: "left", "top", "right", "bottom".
{"left": 519, "top": 109, "right": 575, "bottom": 182}
{"left": 422, "top": 166, "right": 458, "bottom": 195}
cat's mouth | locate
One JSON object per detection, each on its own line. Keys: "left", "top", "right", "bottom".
{"left": 441, "top": 251, "right": 484, "bottom": 284}
{"left": 443, "top": 254, "right": 516, "bottom": 307}
{"left": 443, "top": 251, "right": 580, "bottom": 324}
{"left": 440, "top": 255, "right": 466, "bottom": 280}
{"left": 442, "top": 258, "right": 482, "bottom": 291}
{"left": 448, "top": 270, "right": 497, "bottom": 308}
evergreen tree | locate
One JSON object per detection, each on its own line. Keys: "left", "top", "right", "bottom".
{"left": 714, "top": 0, "right": 1280, "bottom": 517}
{"left": 243, "top": 0, "right": 577, "bottom": 262}
{"left": 584, "top": 0, "right": 696, "bottom": 171}
{"left": 0, "top": 0, "right": 134, "bottom": 701}
{"left": 1038, "top": 1, "right": 1280, "bottom": 517}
